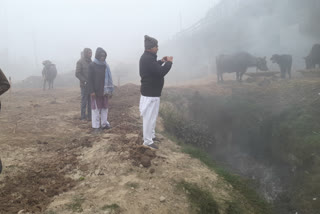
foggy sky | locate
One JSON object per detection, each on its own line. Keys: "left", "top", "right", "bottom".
{"left": 0, "top": 0, "right": 219, "bottom": 80}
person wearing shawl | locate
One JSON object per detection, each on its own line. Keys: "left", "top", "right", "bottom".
{"left": 76, "top": 48, "right": 92, "bottom": 120}
{"left": 139, "top": 35, "right": 173, "bottom": 149}
{"left": 88, "top": 47, "right": 114, "bottom": 131}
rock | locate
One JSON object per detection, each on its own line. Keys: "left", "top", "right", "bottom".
{"left": 149, "top": 168, "right": 155, "bottom": 174}
{"left": 36, "top": 140, "right": 48, "bottom": 145}
{"left": 139, "top": 164, "right": 143, "bottom": 168}
{"left": 160, "top": 196, "right": 166, "bottom": 202}
{"left": 140, "top": 156, "right": 151, "bottom": 167}
{"left": 95, "top": 169, "right": 100, "bottom": 175}
{"left": 153, "top": 161, "right": 158, "bottom": 166}
{"left": 144, "top": 149, "right": 155, "bottom": 157}
{"left": 17, "top": 210, "right": 25, "bottom": 214}
{"left": 95, "top": 169, "right": 104, "bottom": 175}
{"left": 39, "top": 186, "right": 47, "bottom": 192}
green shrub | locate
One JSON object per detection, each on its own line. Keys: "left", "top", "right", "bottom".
{"left": 101, "top": 203, "right": 120, "bottom": 213}
{"left": 66, "top": 195, "right": 85, "bottom": 213}
{"left": 177, "top": 180, "right": 220, "bottom": 214}
{"left": 160, "top": 107, "right": 214, "bottom": 148}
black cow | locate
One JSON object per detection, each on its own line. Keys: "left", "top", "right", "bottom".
{"left": 42, "top": 60, "right": 57, "bottom": 90}
{"left": 216, "top": 52, "right": 268, "bottom": 82}
{"left": 305, "top": 44, "right": 320, "bottom": 69}
{"left": 270, "top": 54, "right": 292, "bottom": 79}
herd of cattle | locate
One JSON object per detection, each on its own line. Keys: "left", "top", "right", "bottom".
{"left": 216, "top": 43, "right": 320, "bottom": 82}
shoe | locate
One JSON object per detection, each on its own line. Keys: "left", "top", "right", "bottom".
{"left": 102, "top": 124, "right": 111, "bottom": 130}
{"left": 147, "top": 143, "right": 158, "bottom": 150}
{"left": 152, "top": 137, "right": 161, "bottom": 142}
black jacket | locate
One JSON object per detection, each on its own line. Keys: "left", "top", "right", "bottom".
{"left": 139, "top": 51, "right": 172, "bottom": 97}
{"left": 88, "top": 48, "right": 108, "bottom": 97}
{"left": 0, "top": 69, "right": 10, "bottom": 96}
{"left": 0, "top": 68, "right": 10, "bottom": 111}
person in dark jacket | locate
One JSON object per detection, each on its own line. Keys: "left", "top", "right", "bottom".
{"left": 139, "top": 35, "right": 173, "bottom": 149}
{"left": 0, "top": 68, "right": 10, "bottom": 112}
{"left": 0, "top": 68, "right": 10, "bottom": 174}
{"left": 88, "top": 47, "right": 114, "bottom": 131}
{"left": 76, "top": 48, "right": 92, "bottom": 120}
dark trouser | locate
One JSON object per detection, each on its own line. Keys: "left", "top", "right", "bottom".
{"left": 81, "top": 86, "right": 91, "bottom": 120}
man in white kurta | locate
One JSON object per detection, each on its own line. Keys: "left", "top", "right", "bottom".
{"left": 139, "top": 35, "right": 173, "bottom": 149}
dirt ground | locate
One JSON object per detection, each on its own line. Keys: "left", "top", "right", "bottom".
{"left": 0, "top": 84, "right": 239, "bottom": 214}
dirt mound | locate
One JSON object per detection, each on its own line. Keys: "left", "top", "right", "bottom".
{"left": 0, "top": 164, "right": 76, "bottom": 213}
{"left": 129, "top": 145, "right": 156, "bottom": 167}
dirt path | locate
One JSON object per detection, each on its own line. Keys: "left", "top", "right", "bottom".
{"left": 0, "top": 84, "right": 245, "bottom": 214}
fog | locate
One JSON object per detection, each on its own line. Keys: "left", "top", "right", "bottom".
{"left": 162, "top": 0, "right": 320, "bottom": 82}
{"left": 1, "top": 0, "right": 319, "bottom": 83}
{"left": 1, "top": 1, "right": 319, "bottom": 213}
{"left": 0, "top": 0, "right": 218, "bottom": 81}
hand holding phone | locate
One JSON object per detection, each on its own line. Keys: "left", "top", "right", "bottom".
{"left": 162, "top": 56, "right": 168, "bottom": 62}
{"left": 167, "top": 56, "right": 173, "bottom": 62}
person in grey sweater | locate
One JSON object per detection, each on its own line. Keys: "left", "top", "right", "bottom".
{"left": 76, "top": 48, "right": 92, "bottom": 120}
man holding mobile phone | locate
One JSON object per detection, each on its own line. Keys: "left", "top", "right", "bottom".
{"left": 139, "top": 35, "right": 173, "bottom": 149}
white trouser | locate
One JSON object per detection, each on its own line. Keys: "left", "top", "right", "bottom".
{"left": 139, "top": 95, "right": 160, "bottom": 146}
{"left": 91, "top": 100, "right": 109, "bottom": 128}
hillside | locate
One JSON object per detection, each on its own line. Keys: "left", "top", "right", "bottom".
{"left": 0, "top": 84, "right": 264, "bottom": 214}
